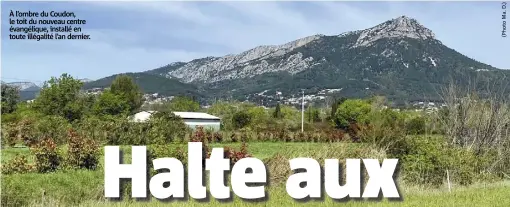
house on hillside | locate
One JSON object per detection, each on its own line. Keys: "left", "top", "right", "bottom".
{"left": 131, "top": 111, "right": 221, "bottom": 131}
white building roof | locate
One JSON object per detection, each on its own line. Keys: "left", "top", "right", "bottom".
{"left": 132, "top": 111, "right": 155, "bottom": 122}
{"left": 172, "top": 112, "right": 220, "bottom": 120}
{"left": 130, "top": 111, "right": 220, "bottom": 122}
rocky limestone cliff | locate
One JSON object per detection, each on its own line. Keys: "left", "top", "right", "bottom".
{"left": 163, "top": 16, "right": 441, "bottom": 84}
{"left": 353, "top": 16, "right": 436, "bottom": 47}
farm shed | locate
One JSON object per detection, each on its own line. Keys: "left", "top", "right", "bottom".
{"left": 131, "top": 111, "right": 221, "bottom": 131}
{"left": 173, "top": 112, "right": 221, "bottom": 132}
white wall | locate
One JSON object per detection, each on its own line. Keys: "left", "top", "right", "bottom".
{"left": 183, "top": 119, "right": 221, "bottom": 131}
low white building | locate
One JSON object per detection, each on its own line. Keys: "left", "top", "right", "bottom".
{"left": 131, "top": 111, "right": 221, "bottom": 131}
{"left": 173, "top": 112, "right": 221, "bottom": 131}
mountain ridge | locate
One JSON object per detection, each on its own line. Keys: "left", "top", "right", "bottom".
{"left": 79, "top": 15, "right": 510, "bottom": 103}
{"left": 148, "top": 16, "right": 499, "bottom": 83}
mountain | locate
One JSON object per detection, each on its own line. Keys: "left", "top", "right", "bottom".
{"left": 3, "top": 81, "right": 41, "bottom": 100}
{"left": 93, "top": 16, "right": 510, "bottom": 103}
{"left": 83, "top": 72, "right": 203, "bottom": 98}
{"left": 3, "top": 78, "right": 95, "bottom": 101}
{"left": 4, "top": 81, "right": 39, "bottom": 91}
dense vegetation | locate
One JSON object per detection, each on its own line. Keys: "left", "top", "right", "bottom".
{"left": 1, "top": 73, "right": 510, "bottom": 206}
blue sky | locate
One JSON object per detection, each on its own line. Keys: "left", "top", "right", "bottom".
{"left": 1, "top": 1, "right": 508, "bottom": 84}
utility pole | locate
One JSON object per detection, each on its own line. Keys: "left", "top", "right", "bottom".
{"left": 301, "top": 90, "right": 304, "bottom": 132}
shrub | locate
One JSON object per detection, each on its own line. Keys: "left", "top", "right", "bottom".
{"left": 173, "top": 147, "right": 187, "bottom": 166}
{"left": 148, "top": 144, "right": 178, "bottom": 160}
{"left": 238, "top": 128, "right": 252, "bottom": 142}
{"left": 399, "top": 135, "right": 478, "bottom": 186}
{"left": 66, "top": 129, "right": 100, "bottom": 170}
{"left": 146, "top": 145, "right": 186, "bottom": 174}
{"left": 406, "top": 116, "right": 426, "bottom": 135}
{"left": 425, "top": 114, "right": 444, "bottom": 135}
{"left": 74, "top": 115, "right": 113, "bottom": 144}
{"left": 334, "top": 99, "right": 371, "bottom": 130}
{"left": 359, "top": 109, "right": 408, "bottom": 156}
{"left": 86, "top": 115, "right": 131, "bottom": 145}
{"left": 32, "top": 138, "right": 62, "bottom": 173}
{"left": 35, "top": 115, "right": 71, "bottom": 145}
{"left": 148, "top": 111, "right": 189, "bottom": 144}
{"left": 265, "top": 153, "right": 290, "bottom": 184}
{"left": 276, "top": 128, "right": 287, "bottom": 141}
{"left": 1, "top": 123, "right": 18, "bottom": 147}
{"left": 224, "top": 142, "right": 251, "bottom": 166}
{"left": 327, "top": 130, "right": 345, "bottom": 142}
{"left": 213, "top": 132, "right": 223, "bottom": 142}
{"left": 232, "top": 111, "right": 251, "bottom": 129}
{"left": 265, "top": 144, "right": 387, "bottom": 185}
{"left": 2, "top": 155, "right": 34, "bottom": 174}
{"left": 312, "top": 132, "right": 321, "bottom": 142}
{"left": 191, "top": 126, "right": 207, "bottom": 142}
{"left": 190, "top": 126, "right": 210, "bottom": 168}
{"left": 13, "top": 117, "right": 38, "bottom": 147}
{"left": 400, "top": 136, "right": 449, "bottom": 186}
{"left": 91, "top": 114, "right": 182, "bottom": 146}
{"left": 295, "top": 132, "right": 306, "bottom": 142}
{"left": 230, "top": 132, "right": 239, "bottom": 142}
{"left": 446, "top": 148, "right": 477, "bottom": 186}
{"left": 204, "top": 128, "right": 215, "bottom": 143}
{"left": 285, "top": 132, "right": 293, "bottom": 142}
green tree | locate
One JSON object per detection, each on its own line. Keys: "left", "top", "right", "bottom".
{"left": 168, "top": 96, "right": 200, "bottom": 112}
{"left": 247, "top": 106, "right": 269, "bottom": 130}
{"left": 306, "top": 106, "right": 321, "bottom": 123}
{"left": 32, "top": 74, "right": 85, "bottom": 121}
{"left": 1, "top": 84, "right": 20, "bottom": 114}
{"left": 406, "top": 115, "right": 426, "bottom": 135}
{"left": 280, "top": 105, "right": 301, "bottom": 121}
{"left": 232, "top": 111, "right": 251, "bottom": 129}
{"left": 109, "top": 75, "right": 143, "bottom": 113}
{"left": 273, "top": 103, "right": 282, "bottom": 119}
{"left": 207, "top": 101, "right": 238, "bottom": 130}
{"left": 92, "top": 89, "right": 130, "bottom": 116}
{"left": 148, "top": 111, "right": 189, "bottom": 144}
{"left": 334, "top": 99, "right": 372, "bottom": 129}
{"left": 330, "top": 97, "right": 347, "bottom": 120}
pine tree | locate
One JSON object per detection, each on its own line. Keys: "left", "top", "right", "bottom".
{"left": 308, "top": 106, "right": 312, "bottom": 122}
{"left": 273, "top": 103, "right": 282, "bottom": 119}
{"left": 330, "top": 97, "right": 347, "bottom": 121}
{"left": 330, "top": 98, "right": 338, "bottom": 121}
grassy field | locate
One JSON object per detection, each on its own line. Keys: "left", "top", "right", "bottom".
{"left": 2, "top": 142, "right": 510, "bottom": 207}
{"left": 80, "top": 181, "right": 510, "bottom": 207}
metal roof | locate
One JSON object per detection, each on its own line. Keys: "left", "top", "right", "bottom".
{"left": 131, "top": 111, "right": 221, "bottom": 122}
{"left": 172, "top": 112, "right": 221, "bottom": 120}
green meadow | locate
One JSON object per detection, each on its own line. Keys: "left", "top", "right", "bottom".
{"left": 2, "top": 142, "right": 510, "bottom": 207}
